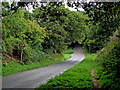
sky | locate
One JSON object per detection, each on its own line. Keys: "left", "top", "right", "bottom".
{"left": 25, "top": 0, "right": 86, "bottom": 13}
{"left": 3, "top": 0, "right": 89, "bottom": 13}
{"left": 26, "top": 4, "right": 84, "bottom": 13}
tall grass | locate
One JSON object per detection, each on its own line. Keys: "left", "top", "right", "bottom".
{"left": 2, "top": 48, "right": 73, "bottom": 76}
{"left": 36, "top": 47, "right": 101, "bottom": 89}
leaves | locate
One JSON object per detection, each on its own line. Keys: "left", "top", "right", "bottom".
{"left": 95, "top": 29, "right": 120, "bottom": 88}
{"left": 33, "top": 4, "right": 89, "bottom": 52}
{"left": 83, "top": 2, "right": 120, "bottom": 52}
{"left": 2, "top": 9, "right": 46, "bottom": 62}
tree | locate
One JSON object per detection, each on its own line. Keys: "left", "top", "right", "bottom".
{"left": 82, "top": 2, "right": 120, "bottom": 52}
{"left": 33, "top": 3, "right": 89, "bottom": 52}
{"left": 2, "top": 9, "right": 46, "bottom": 62}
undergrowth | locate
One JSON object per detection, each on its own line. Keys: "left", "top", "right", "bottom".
{"left": 36, "top": 47, "right": 100, "bottom": 89}
{"left": 2, "top": 48, "right": 73, "bottom": 76}
{"left": 95, "top": 39, "right": 120, "bottom": 88}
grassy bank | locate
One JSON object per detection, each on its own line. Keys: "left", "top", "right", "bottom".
{"left": 94, "top": 39, "right": 120, "bottom": 88}
{"left": 2, "top": 48, "right": 73, "bottom": 76}
{"left": 36, "top": 47, "right": 101, "bottom": 89}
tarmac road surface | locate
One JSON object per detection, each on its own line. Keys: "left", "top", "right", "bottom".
{"left": 2, "top": 46, "right": 85, "bottom": 88}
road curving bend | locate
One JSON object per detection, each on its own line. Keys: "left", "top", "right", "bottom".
{"left": 2, "top": 46, "right": 85, "bottom": 88}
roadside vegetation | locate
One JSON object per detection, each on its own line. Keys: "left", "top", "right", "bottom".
{"left": 2, "top": 2, "right": 87, "bottom": 76}
{"left": 2, "top": 48, "right": 73, "bottom": 76}
{"left": 2, "top": 1, "right": 120, "bottom": 89}
{"left": 36, "top": 48, "right": 100, "bottom": 89}
{"left": 94, "top": 30, "right": 120, "bottom": 88}
{"left": 37, "top": 31, "right": 120, "bottom": 89}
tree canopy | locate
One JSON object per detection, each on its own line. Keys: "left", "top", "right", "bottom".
{"left": 82, "top": 2, "right": 120, "bottom": 52}
{"left": 32, "top": 4, "right": 89, "bottom": 52}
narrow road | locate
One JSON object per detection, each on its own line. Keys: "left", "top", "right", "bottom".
{"left": 2, "top": 46, "right": 85, "bottom": 88}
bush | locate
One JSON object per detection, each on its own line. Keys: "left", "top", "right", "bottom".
{"left": 95, "top": 30, "right": 120, "bottom": 88}
{"left": 2, "top": 49, "right": 72, "bottom": 76}
{"left": 2, "top": 9, "right": 46, "bottom": 62}
{"left": 63, "top": 48, "right": 73, "bottom": 54}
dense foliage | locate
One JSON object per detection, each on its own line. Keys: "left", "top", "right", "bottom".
{"left": 95, "top": 29, "right": 120, "bottom": 88}
{"left": 2, "top": 3, "right": 88, "bottom": 63}
{"left": 32, "top": 4, "right": 89, "bottom": 53}
{"left": 2, "top": 1, "right": 120, "bottom": 89}
{"left": 2, "top": 9, "right": 46, "bottom": 63}
{"left": 81, "top": 2, "right": 120, "bottom": 88}
{"left": 83, "top": 2, "right": 120, "bottom": 52}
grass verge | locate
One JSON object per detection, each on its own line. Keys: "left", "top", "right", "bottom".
{"left": 36, "top": 47, "right": 101, "bottom": 89}
{"left": 2, "top": 48, "right": 73, "bottom": 76}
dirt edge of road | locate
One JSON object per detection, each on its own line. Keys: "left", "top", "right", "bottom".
{"left": 91, "top": 69, "right": 99, "bottom": 88}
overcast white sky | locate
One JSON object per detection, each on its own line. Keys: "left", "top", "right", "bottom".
{"left": 25, "top": 0, "right": 87, "bottom": 13}
{"left": 3, "top": 0, "right": 92, "bottom": 13}
{"left": 26, "top": 2, "right": 85, "bottom": 13}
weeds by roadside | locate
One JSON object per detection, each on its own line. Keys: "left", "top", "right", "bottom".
{"left": 36, "top": 47, "right": 101, "bottom": 89}
{"left": 2, "top": 48, "right": 73, "bottom": 76}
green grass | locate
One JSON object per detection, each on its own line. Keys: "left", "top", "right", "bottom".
{"left": 36, "top": 47, "right": 101, "bottom": 89}
{"left": 63, "top": 47, "right": 74, "bottom": 54}
{"left": 2, "top": 49, "right": 72, "bottom": 76}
